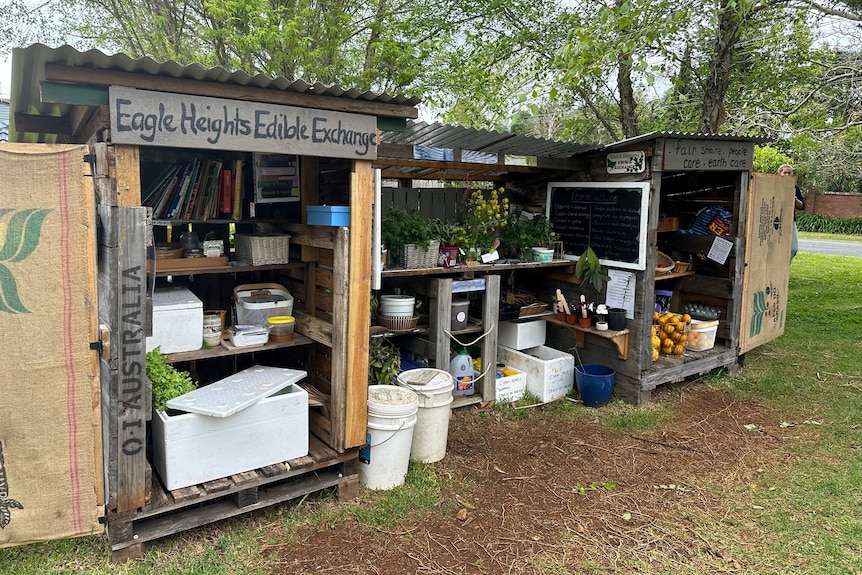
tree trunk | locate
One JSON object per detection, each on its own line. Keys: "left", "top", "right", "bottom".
{"left": 617, "top": 51, "right": 639, "bottom": 138}
{"left": 700, "top": 0, "right": 741, "bottom": 132}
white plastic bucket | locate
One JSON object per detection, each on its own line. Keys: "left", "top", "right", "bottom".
{"left": 396, "top": 368, "right": 455, "bottom": 463}
{"left": 359, "top": 385, "right": 419, "bottom": 490}
{"left": 379, "top": 295, "right": 416, "bottom": 318}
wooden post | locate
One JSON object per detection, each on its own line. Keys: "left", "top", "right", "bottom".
{"left": 345, "top": 160, "right": 373, "bottom": 448}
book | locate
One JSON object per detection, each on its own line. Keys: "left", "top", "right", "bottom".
{"left": 231, "top": 159, "right": 243, "bottom": 220}
{"left": 220, "top": 168, "right": 233, "bottom": 215}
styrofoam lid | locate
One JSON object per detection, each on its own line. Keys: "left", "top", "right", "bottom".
{"left": 396, "top": 368, "right": 454, "bottom": 392}
{"left": 152, "top": 287, "right": 202, "bottom": 310}
{"left": 166, "top": 365, "right": 307, "bottom": 417}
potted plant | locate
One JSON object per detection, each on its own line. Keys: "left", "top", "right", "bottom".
{"left": 368, "top": 336, "right": 402, "bottom": 386}
{"left": 500, "top": 213, "right": 558, "bottom": 260}
{"left": 380, "top": 206, "right": 435, "bottom": 268}
{"left": 429, "top": 218, "right": 460, "bottom": 267}
{"left": 459, "top": 188, "right": 510, "bottom": 260}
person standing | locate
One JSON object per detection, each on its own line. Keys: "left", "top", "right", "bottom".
{"left": 779, "top": 164, "right": 806, "bottom": 260}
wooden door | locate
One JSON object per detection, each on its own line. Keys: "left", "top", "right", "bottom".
{"left": 739, "top": 172, "right": 794, "bottom": 353}
{"left": 0, "top": 144, "right": 103, "bottom": 547}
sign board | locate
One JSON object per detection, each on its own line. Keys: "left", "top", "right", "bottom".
{"left": 546, "top": 182, "right": 649, "bottom": 271}
{"left": 662, "top": 138, "right": 754, "bottom": 171}
{"left": 606, "top": 151, "right": 645, "bottom": 174}
{"left": 109, "top": 87, "right": 378, "bottom": 159}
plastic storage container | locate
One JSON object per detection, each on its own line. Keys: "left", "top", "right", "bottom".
{"left": 234, "top": 283, "right": 293, "bottom": 325}
{"left": 450, "top": 298, "right": 470, "bottom": 330}
{"left": 267, "top": 315, "right": 295, "bottom": 342}
{"left": 686, "top": 319, "right": 719, "bottom": 351}
{"left": 146, "top": 287, "right": 203, "bottom": 354}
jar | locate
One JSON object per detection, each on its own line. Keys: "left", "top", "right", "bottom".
{"left": 267, "top": 315, "right": 295, "bottom": 342}
{"left": 203, "top": 311, "right": 223, "bottom": 346}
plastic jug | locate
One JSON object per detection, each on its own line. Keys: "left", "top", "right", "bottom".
{"left": 449, "top": 349, "right": 475, "bottom": 396}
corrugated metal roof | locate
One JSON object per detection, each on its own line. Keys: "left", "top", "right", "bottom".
{"left": 9, "top": 43, "right": 420, "bottom": 142}
{"left": 380, "top": 120, "right": 597, "bottom": 158}
{"left": 599, "top": 130, "right": 767, "bottom": 151}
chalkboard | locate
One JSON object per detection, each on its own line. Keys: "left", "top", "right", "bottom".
{"left": 546, "top": 182, "right": 649, "bottom": 271}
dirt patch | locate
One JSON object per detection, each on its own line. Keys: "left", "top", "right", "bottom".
{"left": 270, "top": 384, "right": 789, "bottom": 574}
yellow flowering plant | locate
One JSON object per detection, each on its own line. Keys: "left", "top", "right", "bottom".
{"left": 461, "top": 188, "right": 510, "bottom": 254}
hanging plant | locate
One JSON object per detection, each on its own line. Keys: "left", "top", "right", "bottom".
{"left": 575, "top": 246, "right": 611, "bottom": 294}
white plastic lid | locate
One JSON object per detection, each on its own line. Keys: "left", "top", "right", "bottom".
{"left": 166, "top": 365, "right": 306, "bottom": 417}
{"left": 367, "top": 385, "right": 419, "bottom": 416}
{"left": 396, "top": 368, "right": 454, "bottom": 392}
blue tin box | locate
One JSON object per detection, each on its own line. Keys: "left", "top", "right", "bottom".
{"left": 307, "top": 205, "right": 350, "bottom": 226}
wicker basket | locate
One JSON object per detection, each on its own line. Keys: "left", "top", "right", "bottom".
{"left": 399, "top": 240, "right": 440, "bottom": 269}
{"left": 377, "top": 315, "right": 420, "bottom": 332}
{"left": 672, "top": 261, "right": 691, "bottom": 273}
{"left": 656, "top": 251, "right": 674, "bottom": 274}
{"left": 235, "top": 233, "right": 291, "bottom": 265}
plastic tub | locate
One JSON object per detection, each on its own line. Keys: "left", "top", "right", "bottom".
{"left": 686, "top": 319, "right": 719, "bottom": 351}
{"left": 379, "top": 295, "right": 415, "bottom": 318}
{"left": 575, "top": 364, "right": 615, "bottom": 407}
{"left": 267, "top": 315, "right": 295, "bottom": 342}
{"left": 234, "top": 283, "right": 293, "bottom": 325}
{"left": 532, "top": 247, "right": 554, "bottom": 262}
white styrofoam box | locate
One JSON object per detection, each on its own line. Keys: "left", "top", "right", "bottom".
{"left": 146, "top": 286, "right": 203, "bottom": 354}
{"left": 494, "top": 367, "right": 526, "bottom": 402}
{"left": 151, "top": 366, "right": 309, "bottom": 490}
{"left": 497, "top": 319, "right": 547, "bottom": 351}
{"left": 497, "top": 345, "right": 575, "bottom": 404}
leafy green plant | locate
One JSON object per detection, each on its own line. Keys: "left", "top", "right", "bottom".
{"left": 381, "top": 206, "right": 432, "bottom": 261}
{"left": 367, "top": 337, "right": 401, "bottom": 386}
{"left": 428, "top": 218, "right": 459, "bottom": 246}
{"left": 575, "top": 246, "right": 611, "bottom": 293}
{"left": 500, "top": 213, "right": 558, "bottom": 258}
{"left": 146, "top": 347, "right": 197, "bottom": 411}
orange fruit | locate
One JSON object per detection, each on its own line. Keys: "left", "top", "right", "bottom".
{"left": 682, "top": 313, "right": 692, "bottom": 323}
{"left": 663, "top": 323, "right": 675, "bottom": 334}
{"left": 673, "top": 343, "right": 685, "bottom": 355}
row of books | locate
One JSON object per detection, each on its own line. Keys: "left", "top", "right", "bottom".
{"left": 143, "top": 159, "right": 243, "bottom": 220}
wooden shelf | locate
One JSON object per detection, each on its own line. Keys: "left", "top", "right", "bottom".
{"left": 545, "top": 316, "right": 630, "bottom": 360}
{"left": 655, "top": 270, "right": 696, "bottom": 282}
{"left": 163, "top": 333, "right": 313, "bottom": 363}
{"left": 151, "top": 261, "right": 304, "bottom": 277}
{"left": 380, "top": 259, "right": 573, "bottom": 278}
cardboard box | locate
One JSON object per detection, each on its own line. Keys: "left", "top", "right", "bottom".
{"left": 497, "top": 320, "right": 547, "bottom": 350}
{"left": 497, "top": 345, "right": 575, "bottom": 403}
{"left": 146, "top": 286, "right": 203, "bottom": 353}
{"left": 152, "top": 366, "right": 309, "bottom": 490}
{"left": 494, "top": 367, "right": 526, "bottom": 402}
{"left": 307, "top": 205, "right": 350, "bottom": 226}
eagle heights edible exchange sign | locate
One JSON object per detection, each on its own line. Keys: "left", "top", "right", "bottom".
{"left": 109, "top": 87, "right": 379, "bottom": 159}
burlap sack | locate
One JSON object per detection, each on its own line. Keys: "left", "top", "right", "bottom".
{"left": 0, "top": 144, "right": 103, "bottom": 547}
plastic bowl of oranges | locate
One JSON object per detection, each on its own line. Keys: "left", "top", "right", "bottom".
{"left": 651, "top": 311, "right": 692, "bottom": 361}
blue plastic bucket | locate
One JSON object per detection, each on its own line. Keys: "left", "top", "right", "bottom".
{"left": 575, "top": 365, "right": 615, "bottom": 407}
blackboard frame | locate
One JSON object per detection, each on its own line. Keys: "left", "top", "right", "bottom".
{"left": 545, "top": 181, "right": 649, "bottom": 271}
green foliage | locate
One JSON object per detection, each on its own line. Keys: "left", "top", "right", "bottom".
{"left": 574, "top": 246, "right": 610, "bottom": 294}
{"left": 428, "top": 218, "right": 459, "bottom": 245}
{"left": 753, "top": 146, "right": 795, "bottom": 175}
{"left": 146, "top": 347, "right": 197, "bottom": 412}
{"left": 367, "top": 337, "right": 401, "bottom": 386}
{"left": 797, "top": 213, "right": 862, "bottom": 235}
{"left": 499, "top": 213, "right": 557, "bottom": 258}
{"left": 380, "top": 206, "right": 431, "bottom": 260}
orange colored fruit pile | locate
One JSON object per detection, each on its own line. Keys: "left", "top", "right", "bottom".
{"left": 651, "top": 311, "right": 691, "bottom": 359}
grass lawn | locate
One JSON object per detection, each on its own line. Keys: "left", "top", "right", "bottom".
{"left": 1, "top": 251, "right": 861, "bottom": 574}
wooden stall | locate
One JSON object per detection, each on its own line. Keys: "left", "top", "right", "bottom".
{"left": 523, "top": 134, "right": 793, "bottom": 403}
{"left": 2, "top": 44, "right": 417, "bottom": 560}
